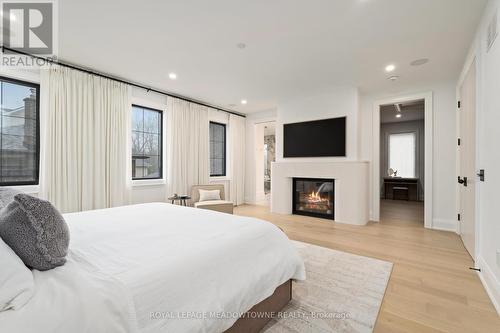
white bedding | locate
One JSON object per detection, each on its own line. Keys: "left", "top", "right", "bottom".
{"left": 0, "top": 203, "right": 305, "bottom": 333}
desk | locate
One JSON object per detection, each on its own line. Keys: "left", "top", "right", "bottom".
{"left": 383, "top": 177, "right": 419, "bottom": 201}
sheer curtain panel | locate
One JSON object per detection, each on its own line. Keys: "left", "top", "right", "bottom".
{"left": 166, "top": 97, "right": 210, "bottom": 197}
{"left": 40, "top": 66, "right": 132, "bottom": 213}
{"left": 229, "top": 114, "right": 245, "bottom": 205}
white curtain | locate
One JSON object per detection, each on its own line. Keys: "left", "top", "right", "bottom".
{"left": 229, "top": 114, "right": 246, "bottom": 205}
{"left": 40, "top": 66, "right": 131, "bottom": 213}
{"left": 166, "top": 97, "right": 209, "bottom": 197}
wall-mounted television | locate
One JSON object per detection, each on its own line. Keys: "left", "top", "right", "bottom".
{"left": 283, "top": 117, "right": 346, "bottom": 157}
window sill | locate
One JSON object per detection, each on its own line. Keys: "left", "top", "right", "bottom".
{"left": 3, "top": 185, "right": 40, "bottom": 194}
{"left": 209, "top": 176, "right": 231, "bottom": 182}
{"left": 132, "top": 179, "right": 166, "bottom": 187}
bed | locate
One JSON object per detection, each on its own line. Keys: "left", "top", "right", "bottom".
{"left": 0, "top": 202, "right": 305, "bottom": 333}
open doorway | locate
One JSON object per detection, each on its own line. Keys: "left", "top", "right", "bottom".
{"left": 263, "top": 123, "right": 276, "bottom": 198}
{"left": 255, "top": 121, "right": 276, "bottom": 206}
{"left": 372, "top": 92, "right": 433, "bottom": 228}
{"left": 379, "top": 100, "right": 425, "bottom": 224}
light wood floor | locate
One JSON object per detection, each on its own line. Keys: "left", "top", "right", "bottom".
{"left": 234, "top": 200, "right": 500, "bottom": 333}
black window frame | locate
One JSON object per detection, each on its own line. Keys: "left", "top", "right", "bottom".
{"left": 209, "top": 121, "right": 226, "bottom": 177}
{"left": 0, "top": 76, "right": 40, "bottom": 186}
{"left": 131, "top": 104, "right": 163, "bottom": 181}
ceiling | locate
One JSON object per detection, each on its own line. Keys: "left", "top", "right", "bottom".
{"left": 59, "top": 0, "right": 487, "bottom": 113}
{"left": 380, "top": 99, "right": 424, "bottom": 124}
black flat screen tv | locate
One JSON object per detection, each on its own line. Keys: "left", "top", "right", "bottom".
{"left": 283, "top": 117, "right": 346, "bottom": 157}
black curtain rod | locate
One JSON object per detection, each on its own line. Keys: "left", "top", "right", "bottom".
{"left": 1, "top": 46, "right": 246, "bottom": 118}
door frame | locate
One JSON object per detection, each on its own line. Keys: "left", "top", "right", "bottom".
{"left": 372, "top": 92, "right": 433, "bottom": 228}
{"left": 456, "top": 55, "right": 479, "bottom": 260}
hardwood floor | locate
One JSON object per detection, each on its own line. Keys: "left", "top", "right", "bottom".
{"left": 234, "top": 200, "right": 500, "bottom": 333}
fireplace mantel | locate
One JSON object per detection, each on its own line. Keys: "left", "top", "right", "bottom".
{"left": 271, "top": 161, "right": 369, "bottom": 225}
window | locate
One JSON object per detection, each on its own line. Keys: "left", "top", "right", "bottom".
{"left": 209, "top": 122, "right": 226, "bottom": 177}
{"left": 0, "top": 77, "right": 39, "bottom": 186}
{"left": 132, "top": 105, "right": 162, "bottom": 180}
{"left": 389, "top": 132, "right": 416, "bottom": 178}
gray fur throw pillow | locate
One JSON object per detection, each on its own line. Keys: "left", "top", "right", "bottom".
{"left": 0, "top": 194, "right": 69, "bottom": 271}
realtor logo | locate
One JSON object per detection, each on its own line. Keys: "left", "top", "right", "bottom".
{"left": 2, "top": 1, "right": 55, "bottom": 55}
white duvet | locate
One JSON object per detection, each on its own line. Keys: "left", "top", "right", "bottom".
{"left": 0, "top": 203, "right": 305, "bottom": 333}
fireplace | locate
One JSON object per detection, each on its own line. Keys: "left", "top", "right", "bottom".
{"left": 292, "top": 178, "right": 335, "bottom": 220}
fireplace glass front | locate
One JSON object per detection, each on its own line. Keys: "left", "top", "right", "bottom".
{"left": 292, "top": 178, "right": 334, "bottom": 220}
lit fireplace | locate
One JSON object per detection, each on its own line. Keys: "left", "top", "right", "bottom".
{"left": 293, "top": 178, "right": 334, "bottom": 220}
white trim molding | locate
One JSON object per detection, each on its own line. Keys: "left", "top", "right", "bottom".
{"left": 372, "top": 91, "right": 433, "bottom": 229}
{"left": 477, "top": 256, "right": 500, "bottom": 315}
{"left": 132, "top": 179, "right": 166, "bottom": 187}
{"left": 4, "top": 185, "right": 40, "bottom": 195}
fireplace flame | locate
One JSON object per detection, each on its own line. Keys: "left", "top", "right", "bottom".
{"left": 308, "top": 191, "right": 327, "bottom": 203}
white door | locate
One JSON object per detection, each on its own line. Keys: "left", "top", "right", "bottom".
{"left": 458, "top": 59, "right": 476, "bottom": 258}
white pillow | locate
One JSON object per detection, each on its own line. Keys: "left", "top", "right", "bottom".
{"left": 198, "top": 189, "right": 221, "bottom": 202}
{"left": 0, "top": 237, "right": 34, "bottom": 311}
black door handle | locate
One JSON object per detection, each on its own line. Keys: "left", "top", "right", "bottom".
{"left": 458, "top": 176, "right": 468, "bottom": 187}
{"left": 477, "top": 169, "right": 485, "bottom": 182}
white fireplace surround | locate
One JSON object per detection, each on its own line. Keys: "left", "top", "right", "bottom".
{"left": 271, "top": 161, "right": 370, "bottom": 225}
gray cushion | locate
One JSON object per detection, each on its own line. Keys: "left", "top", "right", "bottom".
{"left": 0, "top": 188, "right": 21, "bottom": 210}
{"left": 0, "top": 194, "right": 69, "bottom": 271}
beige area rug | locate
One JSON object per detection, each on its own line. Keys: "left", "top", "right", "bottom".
{"left": 263, "top": 241, "right": 393, "bottom": 333}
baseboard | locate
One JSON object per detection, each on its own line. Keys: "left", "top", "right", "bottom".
{"left": 431, "top": 218, "right": 457, "bottom": 232}
{"left": 244, "top": 198, "right": 256, "bottom": 205}
{"left": 477, "top": 256, "right": 500, "bottom": 315}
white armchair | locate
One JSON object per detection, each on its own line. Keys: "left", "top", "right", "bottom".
{"left": 191, "top": 184, "right": 234, "bottom": 214}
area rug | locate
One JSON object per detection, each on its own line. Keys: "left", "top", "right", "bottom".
{"left": 263, "top": 241, "right": 393, "bottom": 333}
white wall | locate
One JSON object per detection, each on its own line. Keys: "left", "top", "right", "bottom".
{"left": 359, "top": 82, "right": 457, "bottom": 226}
{"left": 275, "top": 86, "right": 360, "bottom": 162}
{"left": 244, "top": 109, "right": 277, "bottom": 204}
{"left": 460, "top": 0, "right": 500, "bottom": 313}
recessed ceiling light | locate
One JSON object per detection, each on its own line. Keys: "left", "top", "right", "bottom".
{"left": 237, "top": 43, "right": 246, "bottom": 49}
{"left": 168, "top": 73, "right": 177, "bottom": 80}
{"left": 410, "top": 58, "right": 429, "bottom": 66}
{"left": 241, "top": 99, "right": 247, "bottom": 105}
{"left": 396, "top": 114, "right": 402, "bottom": 118}
{"left": 387, "top": 75, "right": 399, "bottom": 81}
{"left": 385, "top": 64, "right": 396, "bottom": 72}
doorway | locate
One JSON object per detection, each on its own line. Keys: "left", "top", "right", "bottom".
{"left": 255, "top": 121, "right": 276, "bottom": 206}
{"left": 458, "top": 59, "right": 476, "bottom": 259}
{"left": 379, "top": 100, "right": 425, "bottom": 223}
{"left": 372, "top": 92, "right": 433, "bottom": 228}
